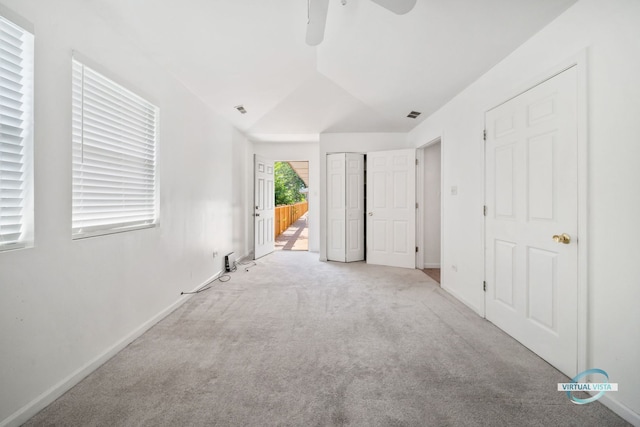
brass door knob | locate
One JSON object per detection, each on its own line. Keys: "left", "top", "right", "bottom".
{"left": 552, "top": 233, "right": 571, "bottom": 244}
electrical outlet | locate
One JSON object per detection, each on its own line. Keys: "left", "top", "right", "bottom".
{"left": 212, "top": 250, "right": 219, "bottom": 258}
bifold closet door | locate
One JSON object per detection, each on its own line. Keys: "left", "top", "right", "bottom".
{"left": 326, "top": 153, "right": 365, "bottom": 262}
{"left": 345, "top": 153, "right": 365, "bottom": 262}
{"left": 327, "top": 154, "right": 346, "bottom": 262}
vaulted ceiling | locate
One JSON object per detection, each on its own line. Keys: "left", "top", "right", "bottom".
{"left": 87, "top": 0, "right": 578, "bottom": 142}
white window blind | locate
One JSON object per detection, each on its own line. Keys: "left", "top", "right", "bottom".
{"left": 72, "top": 59, "right": 158, "bottom": 238}
{"left": 0, "top": 16, "right": 33, "bottom": 251}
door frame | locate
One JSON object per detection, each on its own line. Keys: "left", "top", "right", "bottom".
{"left": 483, "top": 50, "right": 589, "bottom": 374}
{"left": 416, "top": 137, "right": 443, "bottom": 272}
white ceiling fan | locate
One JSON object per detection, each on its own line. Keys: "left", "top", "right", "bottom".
{"left": 306, "top": 0, "right": 418, "bottom": 46}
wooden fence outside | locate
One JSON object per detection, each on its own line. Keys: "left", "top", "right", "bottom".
{"left": 275, "top": 201, "right": 308, "bottom": 238}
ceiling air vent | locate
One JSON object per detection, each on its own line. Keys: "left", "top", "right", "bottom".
{"left": 407, "top": 111, "right": 421, "bottom": 119}
{"left": 234, "top": 105, "right": 247, "bottom": 114}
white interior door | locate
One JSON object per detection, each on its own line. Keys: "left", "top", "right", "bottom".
{"left": 327, "top": 154, "right": 346, "bottom": 262}
{"left": 366, "top": 149, "right": 416, "bottom": 269}
{"left": 346, "top": 153, "right": 365, "bottom": 262}
{"left": 485, "top": 66, "right": 578, "bottom": 377}
{"left": 326, "top": 153, "right": 365, "bottom": 263}
{"left": 254, "top": 155, "right": 275, "bottom": 259}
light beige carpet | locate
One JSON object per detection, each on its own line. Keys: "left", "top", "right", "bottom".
{"left": 25, "top": 251, "right": 628, "bottom": 426}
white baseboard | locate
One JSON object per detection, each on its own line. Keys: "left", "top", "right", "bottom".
{"left": 440, "top": 283, "right": 484, "bottom": 318}
{"left": 238, "top": 252, "right": 252, "bottom": 263}
{"left": 423, "top": 263, "right": 441, "bottom": 268}
{"left": 598, "top": 393, "right": 640, "bottom": 426}
{"left": 0, "top": 271, "right": 221, "bottom": 427}
{"left": 243, "top": 250, "right": 255, "bottom": 261}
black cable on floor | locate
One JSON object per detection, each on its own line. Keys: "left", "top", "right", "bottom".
{"left": 235, "top": 260, "right": 257, "bottom": 272}
{"left": 180, "top": 257, "right": 259, "bottom": 295}
{"left": 180, "top": 272, "right": 231, "bottom": 295}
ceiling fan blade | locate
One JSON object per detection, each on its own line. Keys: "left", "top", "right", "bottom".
{"left": 306, "top": 0, "right": 330, "bottom": 46}
{"left": 370, "top": 0, "right": 417, "bottom": 15}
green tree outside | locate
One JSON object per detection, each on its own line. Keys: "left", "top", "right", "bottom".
{"left": 274, "top": 162, "right": 306, "bottom": 206}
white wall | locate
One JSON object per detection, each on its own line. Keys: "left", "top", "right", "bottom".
{"left": 232, "top": 129, "right": 252, "bottom": 258}
{"left": 251, "top": 141, "right": 320, "bottom": 253}
{"left": 409, "top": 0, "right": 640, "bottom": 422}
{"left": 0, "top": 1, "right": 247, "bottom": 425}
{"left": 423, "top": 142, "right": 441, "bottom": 268}
{"left": 319, "top": 133, "right": 410, "bottom": 261}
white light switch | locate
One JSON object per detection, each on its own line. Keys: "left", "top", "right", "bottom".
{"left": 451, "top": 186, "right": 458, "bottom": 196}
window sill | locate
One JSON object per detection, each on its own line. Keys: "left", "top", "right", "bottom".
{"left": 0, "top": 241, "right": 32, "bottom": 253}
{"left": 72, "top": 222, "right": 159, "bottom": 240}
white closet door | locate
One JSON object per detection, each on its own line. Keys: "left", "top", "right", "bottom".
{"left": 366, "top": 149, "right": 416, "bottom": 269}
{"left": 485, "top": 67, "right": 578, "bottom": 377}
{"left": 346, "top": 154, "right": 365, "bottom": 262}
{"left": 327, "top": 154, "right": 346, "bottom": 262}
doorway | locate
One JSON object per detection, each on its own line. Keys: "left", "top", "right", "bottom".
{"left": 274, "top": 161, "right": 309, "bottom": 252}
{"left": 416, "top": 139, "right": 442, "bottom": 284}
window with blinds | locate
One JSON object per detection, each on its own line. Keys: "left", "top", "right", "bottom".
{"left": 72, "top": 59, "right": 159, "bottom": 238}
{"left": 0, "top": 15, "right": 34, "bottom": 251}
